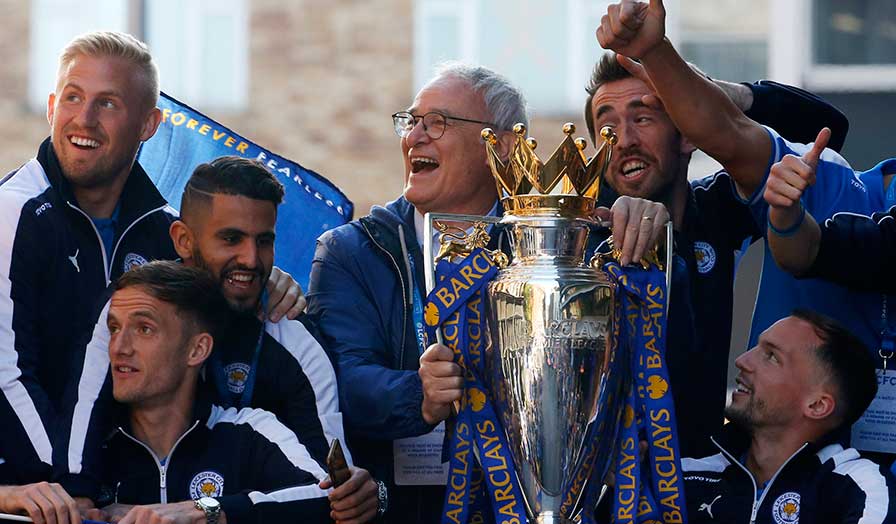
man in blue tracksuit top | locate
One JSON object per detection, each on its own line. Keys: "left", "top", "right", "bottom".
{"left": 0, "top": 31, "right": 170, "bottom": 490}
{"left": 682, "top": 310, "right": 895, "bottom": 523}
{"left": 96, "top": 261, "right": 331, "bottom": 524}
{"left": 582, "top": 51, "right": 851, "bottom": 458}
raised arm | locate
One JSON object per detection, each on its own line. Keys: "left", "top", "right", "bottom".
{"left": 764, "top": 129, "right": 830, "bottom": 275}
{"left": 742, "top": 80, "right": 848, "bottom": 151}
{"left": 596, "top": 0, "right": 771, "bottom": 197}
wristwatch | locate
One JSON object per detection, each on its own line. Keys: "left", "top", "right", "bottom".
{"left": 194, "top": 496, "right": 221, "bottom": 524}
{"left": 375, "top": 480, "right": 389, "bottom": 518}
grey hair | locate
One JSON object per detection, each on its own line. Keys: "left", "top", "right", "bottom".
{"left": 432, "top": 61, "right": 529, "bottom": 131}
{"left": 58, "top": 31, "right": 159, "bottom": 110}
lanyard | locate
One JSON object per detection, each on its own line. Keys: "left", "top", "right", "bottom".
{"left": 881, "top": 295, "right": 895, "bottom": 372}
{"left": 406, "top": 251, "right": 429, "bottom": 354}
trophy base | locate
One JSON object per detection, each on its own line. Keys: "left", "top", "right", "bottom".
{"left": 535, "top": 513, "right": 575, "bottom": 524}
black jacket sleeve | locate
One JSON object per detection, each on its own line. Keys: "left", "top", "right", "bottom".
{"left": 803, "top": 208, "right": 896, "bottom": 293}
{"left": 744, "top": 80, "right": 849, "bottom": 152}
{"left": 0, "top": 206, "right": 55, "bottom": 482}
{"left": 219, "top": 410, "right": 331, "bottom": 523}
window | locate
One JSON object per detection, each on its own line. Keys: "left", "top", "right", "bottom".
{"left": 28, "top": 0, "right": 247, "bottom": 113}
{"left": 771, "top": 0, "right": 896, "bottom": 91}
{"left": 28, "top": 0, "right": 128, "bottom": 111}
{"left": 413, "top": 0, "right": 682, "bottom": 116}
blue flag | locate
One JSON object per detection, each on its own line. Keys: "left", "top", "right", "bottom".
{"left": 137, "top": 92, "right": 353, "bottom": 288}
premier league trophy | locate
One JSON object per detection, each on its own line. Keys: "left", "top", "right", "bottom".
{"left": 425, "top": 122, "right": 647, "bottom": 524}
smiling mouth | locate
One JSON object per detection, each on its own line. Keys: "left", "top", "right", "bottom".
{"left": 114, "top": 365, "right": 139, "bottom": 374}
{"left": 69, "top": 135, "right": 101, "bottom": 150}
{"left": 410, "top": 157, "right": 439, "bottom": 174}
{"left": 225, "top": 271, "right": 258, "bottom": 289}
{"left": 621, "top": 159, "right": 647, "bottom": 178}
{"left": 734, "top": 378, "right": 752, "bottom": 395}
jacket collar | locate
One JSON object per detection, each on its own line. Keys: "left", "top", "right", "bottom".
{"left": 36, "top": 137, "right": 169, "bottom": 226}
{"left": 711, "top": 421, "right": 850, "bottom": 466}
{"left": 111, "top": 384, "right": 215, "bottom": 444}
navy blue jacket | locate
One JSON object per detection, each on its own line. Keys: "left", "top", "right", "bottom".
{"left": 683, "top": 424, "right": 896, "bottom": 524}
{"left": 0, "top": 139, "right": 177, "bottom": 485}
{"left": 308, "top": 197, "right": 460, "bottom": 522}
{"left": 806, "top": 205, "right": 896, "bottom": 293}
{"left": 99, "top": 394, "right": 331, "bottom": 523}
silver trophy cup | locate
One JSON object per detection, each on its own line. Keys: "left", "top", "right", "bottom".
{"left": 425, "top": 124, "right": 668, "bottom": 523}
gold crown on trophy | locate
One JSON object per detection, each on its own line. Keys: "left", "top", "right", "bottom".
{"left": 482, "top": 123, "right": 617, "bottom": 217}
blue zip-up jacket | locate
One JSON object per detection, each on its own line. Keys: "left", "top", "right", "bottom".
{"left": 683, "top": 424, "right": 895, "bottom": 523}
{"left": 0, "top": 138, "right": 177, "bottom": 486}
{"left": 99, "top": 393, "right": 331, "bottom": 523}
{"left": 308, "top": 196, "right": 509, "bottom": 522}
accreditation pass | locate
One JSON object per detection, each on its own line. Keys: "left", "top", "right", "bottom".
{"left": 851, "top": 370, "right": 896, "bottom": 453}
{"left": 393, "top": 422, "right": 449, "bottom": 485}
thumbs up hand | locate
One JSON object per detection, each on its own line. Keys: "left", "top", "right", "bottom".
{"left": 765, "top": 127, "right": 830, "bottom": 232}
{"left": 596, "top": 0, "right": 667, "bottom": 60}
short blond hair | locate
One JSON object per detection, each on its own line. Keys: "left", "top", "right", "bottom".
{"left": 57, "top": 31, "right": 159, "bottom": 110}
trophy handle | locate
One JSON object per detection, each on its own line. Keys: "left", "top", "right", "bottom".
{"left": 588, "top": 220, "right": 674, "bottom": 320}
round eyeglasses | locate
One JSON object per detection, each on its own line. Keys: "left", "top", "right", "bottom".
{"left": 391, "top": 111, "right": 498, "bottom": 140}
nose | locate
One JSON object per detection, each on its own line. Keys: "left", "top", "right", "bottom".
{"left": 109, "top": 327, "right": 133, "bottom": 358}
{"left": 405, "top": 116, "right": 430, "bottom": 146}
{"left": 75, "top": 101, "right": 100, "bottom": 128}
{"left": 734, "top": 346, "right": 757, "bottom": 373}
{"left": 235, "top": 239, "right": 260, "bottom": 268}
{"left": 615, "top": 119, "right": 640, "bottom": 150}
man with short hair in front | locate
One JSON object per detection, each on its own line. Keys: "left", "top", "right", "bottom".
{"left": 97, "top": 260, "right": 331, "bottom": 524}
{"left": 590, "top": 0, "right": 856, "bottom": 457}
{"left": 682, "top": 310, "right": 895, "bottom": 523}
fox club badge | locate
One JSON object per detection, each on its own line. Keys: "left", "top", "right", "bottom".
{"left": 123, "top": 252, "right": 149, "bottom": 272}
{"left": 190, "top": 471, "right": 224, "bottom": 499}
{"left": 772, "top": 492, "right": 800, "bottom": 524}
{"left": 224, "top": 362, "right": 251, "bottom": 394}
{"left": 694, "top": 241, "right": 717, "bottom": 274}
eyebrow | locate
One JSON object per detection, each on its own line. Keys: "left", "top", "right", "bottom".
{"left": 405, "top": 107, "right": 454, "bottom": 116}
{"left": 61, "top": 82, "right": 125, "bottom": 99}
{"left": 108, "top": 309, "right": 157, "bottom": 324}
{"left": 759, "top": 337, "right": 788, "bottom": 356}
{"left": 216, "top": 227, "right": 276, "bottom": 240}
{"left": 595, "top": 99, "right": 654, "bottom": 120}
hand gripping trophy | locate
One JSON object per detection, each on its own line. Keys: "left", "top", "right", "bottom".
{"left": 423, "top": 123, "right": 684, "bottom": 524}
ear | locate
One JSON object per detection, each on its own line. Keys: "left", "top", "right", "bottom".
{"left": 805, "top": 391, "right": 836, "bottom": 421}
{"left": 47, "top": 92, "right": 56, "bottom": 126}
{"left": 140, "top": 107, "right": 163, "bottom": 142}
{"left": 186, "top": 332, "right": 214, "bottom": 367}
{"left": 170, "top": 220, "right": 195, "bottom": 262}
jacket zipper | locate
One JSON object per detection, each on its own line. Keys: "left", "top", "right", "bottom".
{"left": 711, "top": 437, "right": 808, "bottom": 524}
{"left": 67, "top": 202, "right": 168, "bottom": 285}
{"left": 118, "top": 420, "right": 201, "bottom": 503}
{"left": 361, "top": 221, "right": 410, "bottom": 369}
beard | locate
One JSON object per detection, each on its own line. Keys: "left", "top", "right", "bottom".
{"left": 191, "top": 248, "right": 264, "bottom": 316}
{"left": 724, "top": 404, "right": 755, "bottom": 433}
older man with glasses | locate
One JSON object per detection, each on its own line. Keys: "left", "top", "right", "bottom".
{"left": 307, "top": 61, "right": 667, "bottom": 523}
{"left": 307, "top": 62, "right": 521, "bottom": 523}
